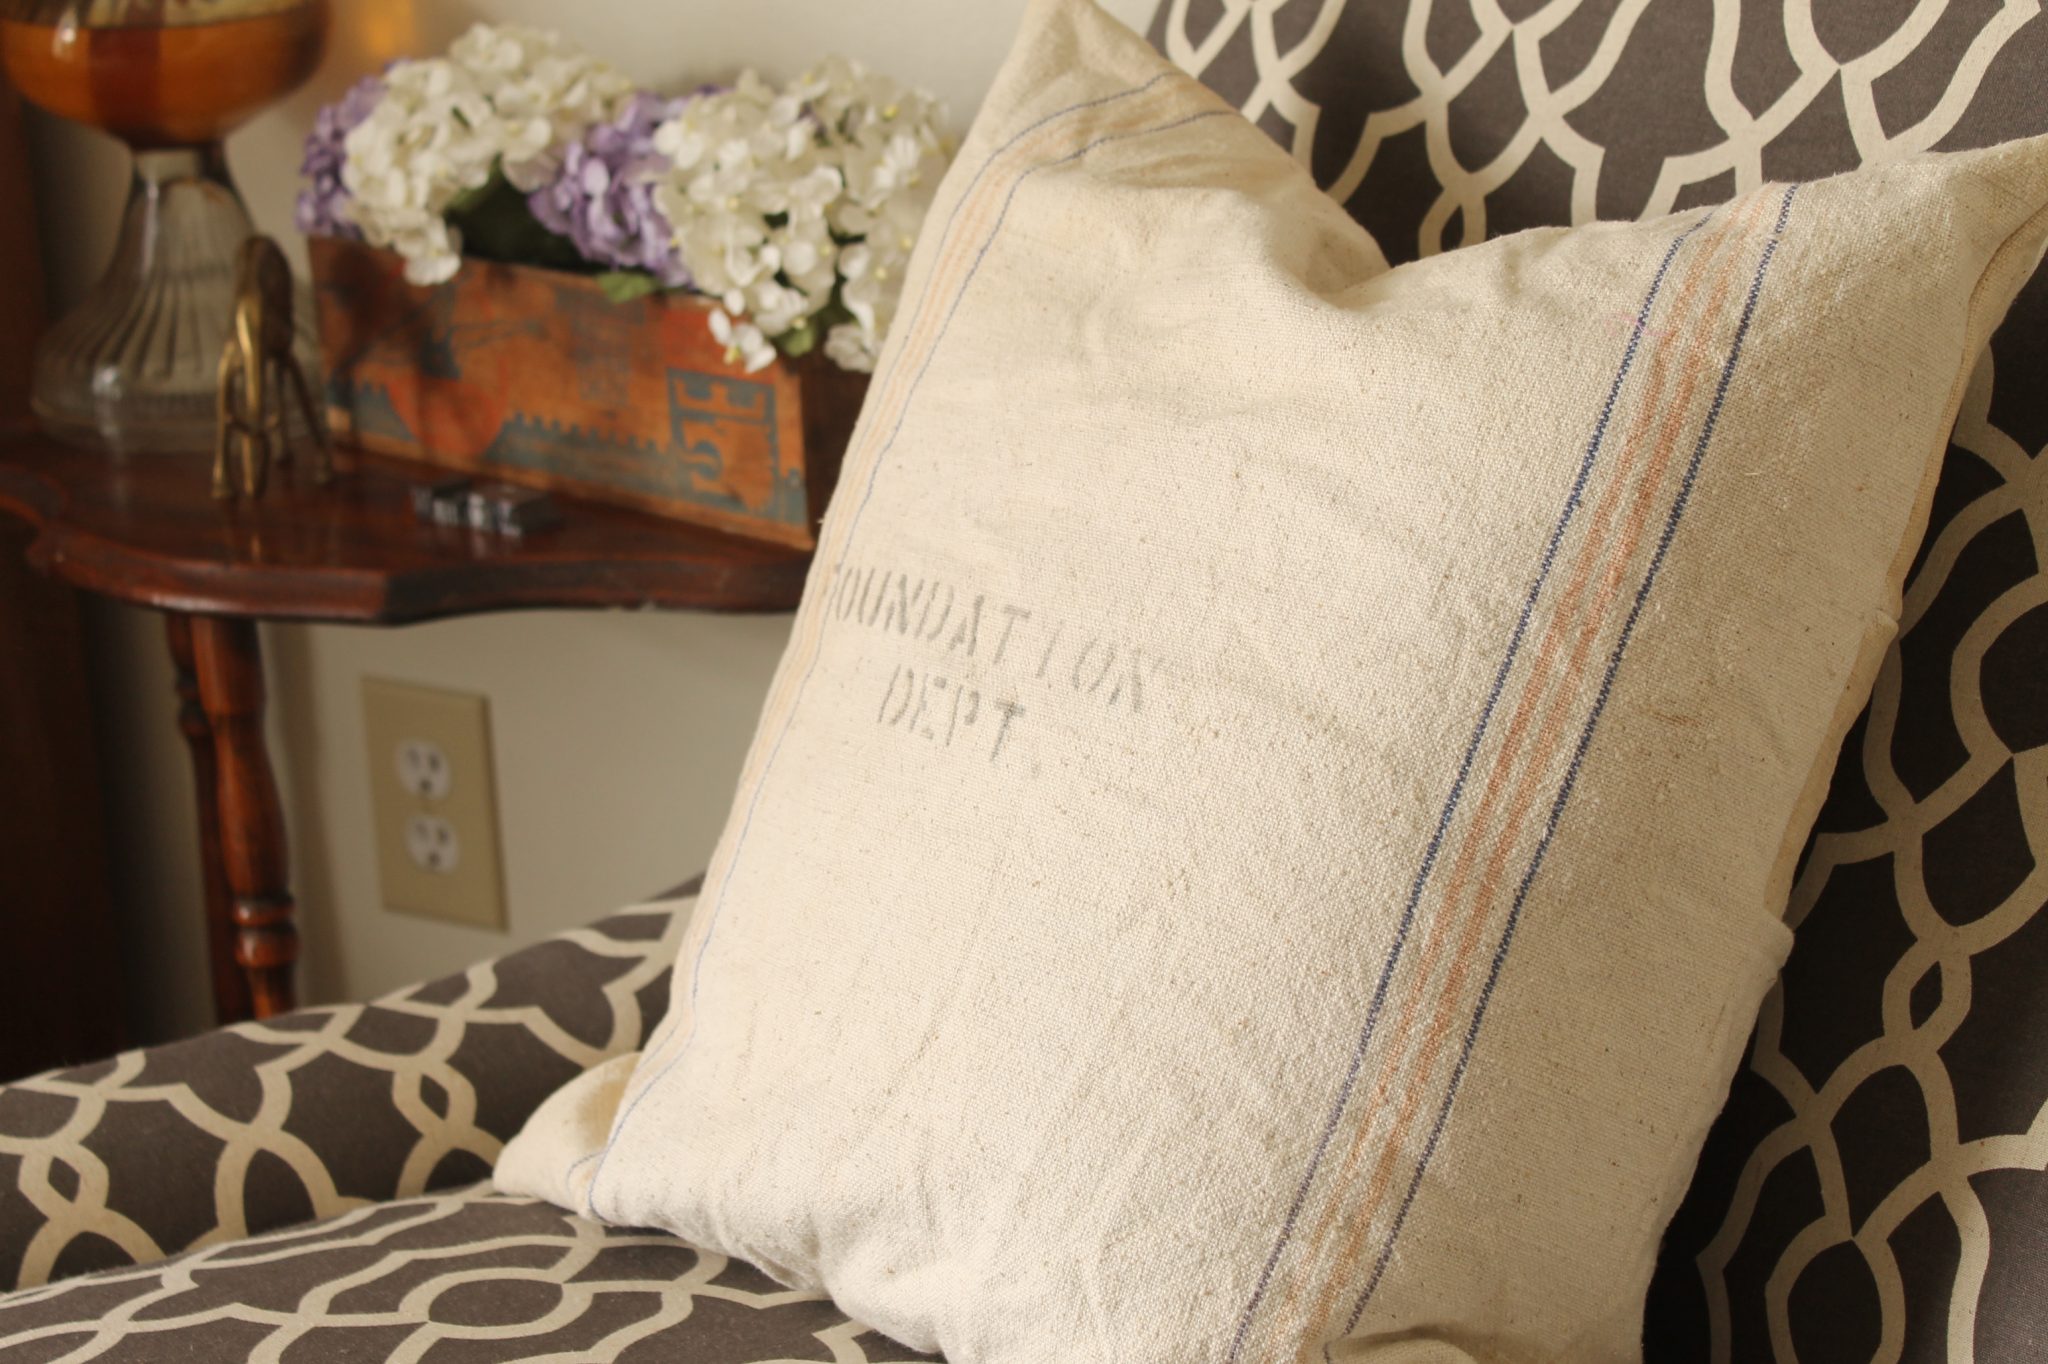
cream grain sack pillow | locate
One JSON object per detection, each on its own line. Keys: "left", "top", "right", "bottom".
{"left": 500, "top": 1, "right": 2048, "bottom": 1359}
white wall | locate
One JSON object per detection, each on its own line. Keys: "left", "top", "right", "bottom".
{"left": 26, "top": 0, "right": 1159, "bottom": 1041}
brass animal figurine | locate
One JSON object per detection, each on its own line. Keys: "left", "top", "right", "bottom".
{"left": 215, "top": 236, "right": 331, "bottom": 500}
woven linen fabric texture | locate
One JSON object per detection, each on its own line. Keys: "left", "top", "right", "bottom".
{"left": 1141, "top": 2, "right": 2048, "bottom": 1357}
{"left": 498, "top": 0, "right": 2048, "bottom": 1360}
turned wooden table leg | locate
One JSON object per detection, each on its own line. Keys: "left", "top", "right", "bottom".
{"left": 187, "top": 616, "right": 298, "bottom": 1018}
{"left": 165, "top": 614, "right": 255, "bottom": 1024}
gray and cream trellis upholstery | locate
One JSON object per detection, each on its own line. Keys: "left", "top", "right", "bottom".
{"left": 0, "top": 885, "right": 933, "bottom": 1361}
{"left": 1147, "top": 0, "right": 2048, "bottom": 1359}
{"left": 0, "top": 892, "right": 689, "bottom": 1294}
{"left": 5, "top": 3, "right": 2048, "bottom": 1361}
{"left": 0, "top": 1189, "right": 935, "bottom": 1363}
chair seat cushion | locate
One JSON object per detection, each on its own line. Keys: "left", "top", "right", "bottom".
{"left": 0, "top": 891, "right": 696, "bottom": 1296}
{"left": 0, "top": 1183, "right": 937, "bottom": 1363}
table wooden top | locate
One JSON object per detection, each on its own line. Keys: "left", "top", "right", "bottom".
{"left": 0, "top": 426, "right": 812, "bottom": 623}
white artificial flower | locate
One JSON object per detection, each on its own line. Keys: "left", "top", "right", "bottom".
{"left": 766, "top": 163, "right": 843, "bottom": 223}
{"left": 651, "top": 56, "right": 949, "bottom": 372}
{"left": 341, "top": 23, "right": 632, "bottom": 284}
{"left": 652, "top": 78, "right": 792, "bottom": 306}
{"left": 773, "top": 216, "right": 839, "bottom": 298}
{"left": 709, "top": 307, "right": 776, "bottom": 373}
{"left": 747, "top": 280, "right": 813, "bottom": 336}
{"left": 448, "top": 22, "right": 525, "bottom": 76}
{"left": 448, "top": 23, "right": 634, "bottom": 190}
{"left": 826, "top": 239, "right": 885, "bottom": 372}
{"left": 823, "top": 320, "right": 877, "bottom": 372}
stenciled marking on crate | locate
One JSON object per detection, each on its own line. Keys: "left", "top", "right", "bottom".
{"left": 475, "top": 370, "right": 806, "bottom": 527}
{"left": 561, "top": 287, "right": 635, "bottom": 409}
{"left": 824, "top": 560, "right": 1164, "bottom": 766}
{"left": 666, "top": 370, "right": 806, "bottom": 527}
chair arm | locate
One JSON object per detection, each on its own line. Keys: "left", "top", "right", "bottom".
{"left": 0, "top": 882, "right": 693, "bottom": 1292}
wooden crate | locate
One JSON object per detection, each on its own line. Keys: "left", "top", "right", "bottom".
{"left": 308, "top": 236, "right": 868, "bottom": 548}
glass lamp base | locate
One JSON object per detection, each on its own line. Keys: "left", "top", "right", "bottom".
{"left": 33, "top": 142, "right": 319, "bottom": 455}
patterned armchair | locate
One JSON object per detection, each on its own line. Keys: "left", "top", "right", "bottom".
{"left": 5, "top": 2, "right": 2048, "bottom": 1361}
{"left": 0, "top": 882, "right": 936, "bottom": 1360}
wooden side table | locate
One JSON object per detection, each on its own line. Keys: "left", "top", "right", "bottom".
{"left": 0, "top": 429, "right": 808, "bottom": 1023}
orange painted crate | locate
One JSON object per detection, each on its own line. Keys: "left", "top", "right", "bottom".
{"left": 308, "top": 236, "right": 868, "bottom": 549}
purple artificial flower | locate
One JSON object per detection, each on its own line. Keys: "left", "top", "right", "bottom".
{"left": 529, "top": 89, "right": 705, "bottom": 288}
{"left": 295, "top": 74, "right": 386, "bottom": 238}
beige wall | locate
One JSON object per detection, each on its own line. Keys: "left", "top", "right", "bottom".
{"left": 25, "top": 0, "right": 1159, "bottom": 1042}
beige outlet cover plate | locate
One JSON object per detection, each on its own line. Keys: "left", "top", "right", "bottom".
{"left": 362, "top": 677, "right": 508, "bottom": 930}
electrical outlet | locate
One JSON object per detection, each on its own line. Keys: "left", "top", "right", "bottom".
{"left": 362, "top": 678, "right": 506, "bottom": 930}
{"left": 404, "top": 814, "right": 460, "bottom": 873}
{"left": 396, "top": 739, "right": 454, "bottom": 800}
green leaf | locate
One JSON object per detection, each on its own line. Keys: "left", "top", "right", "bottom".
{"left": 446, "top": 169, "right": 587, "bottom": 273}
{"left": 776, "top": 320, "right": 817, "bottom": 358}
{"left": 809, "top": 297, "right": 855, "bottom": 333}
{"left": 597, "top": 271, "right": 664, "bottom": 305}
